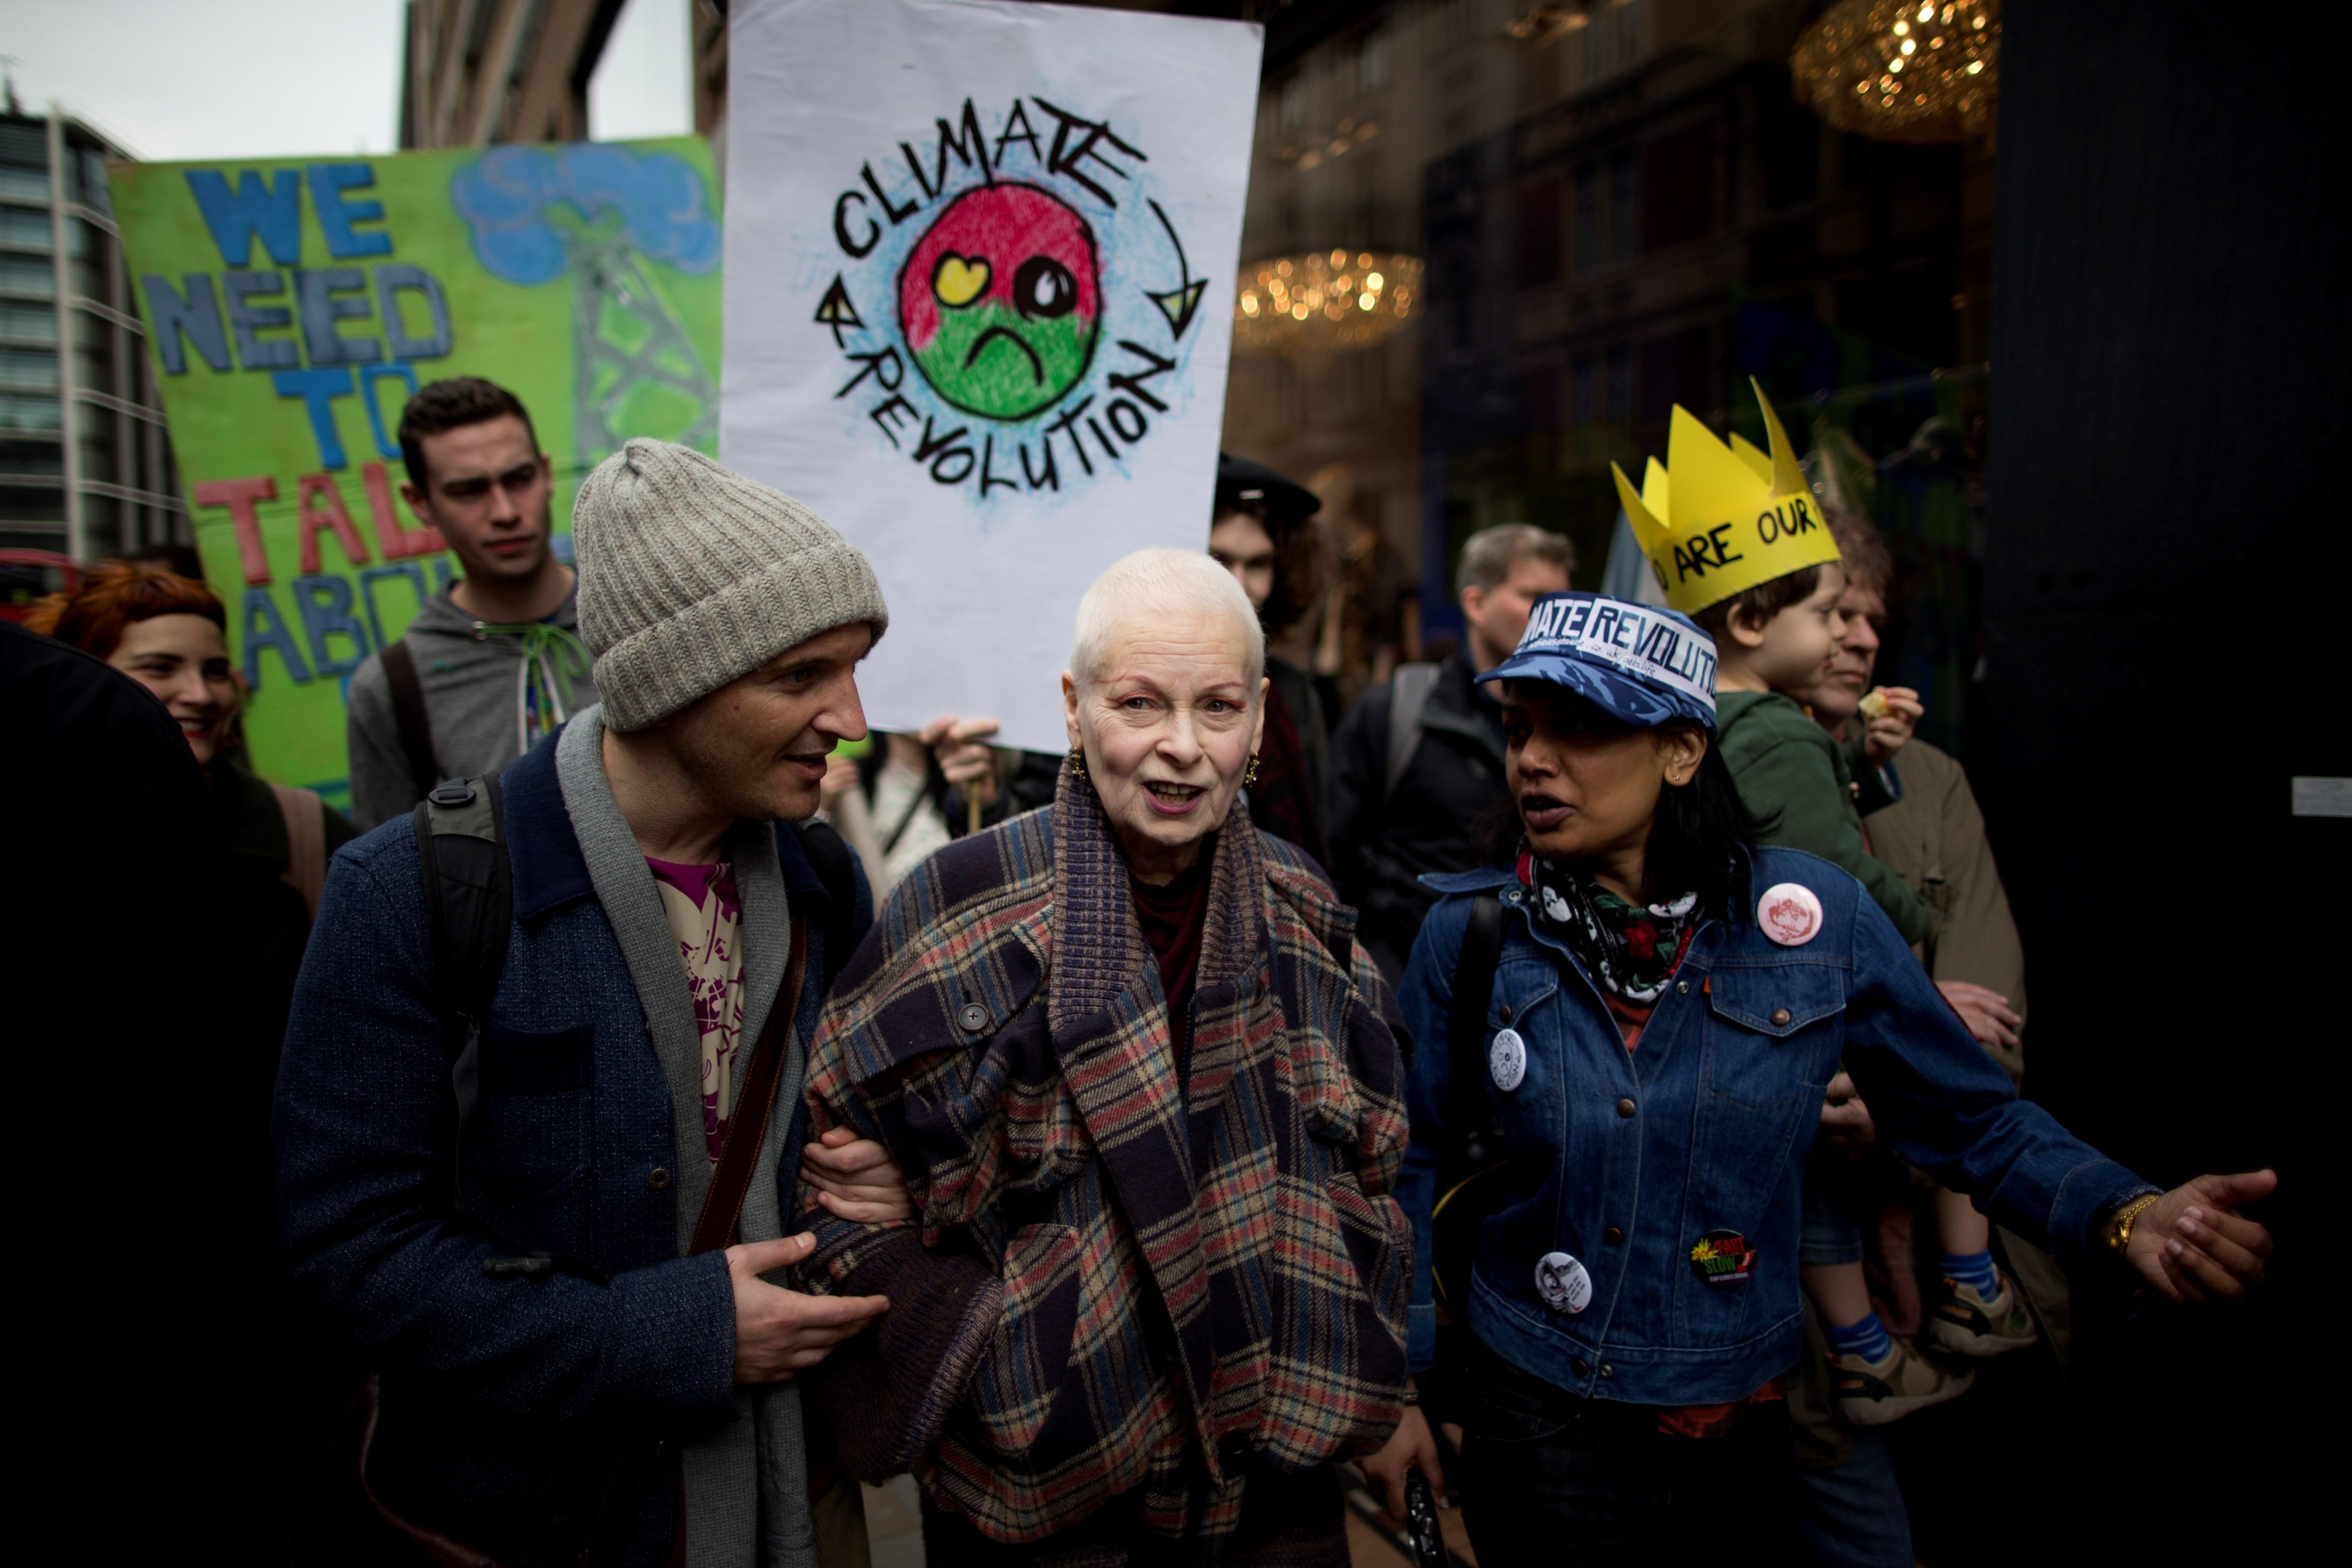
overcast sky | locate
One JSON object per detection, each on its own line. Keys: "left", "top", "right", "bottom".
{"left": 0, "top": 0, "right": 691, "bottom": 160}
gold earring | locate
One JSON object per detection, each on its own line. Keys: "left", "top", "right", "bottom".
{"left": 1244, "top": 754, "right": 1261, "bottom": 787}
{"left": 1068, "top": 745, "right": 1088, "bottom": 780}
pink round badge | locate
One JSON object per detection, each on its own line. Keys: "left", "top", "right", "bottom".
{"left": 1757, "top": 882, "right": 1824, "bottom": 947}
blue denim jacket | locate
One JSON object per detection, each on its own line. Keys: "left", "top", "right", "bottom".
{"left": 1397, "top": 846, "right": 2147, "bottom": 1406}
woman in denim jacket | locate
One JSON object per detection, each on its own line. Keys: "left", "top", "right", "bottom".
{"left": 1361, "top": 592, "right": 2276, "bottom": 1563}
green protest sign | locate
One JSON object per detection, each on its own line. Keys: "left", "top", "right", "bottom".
{"left": 108, "top": 139, "right": 722, "bottom": 809}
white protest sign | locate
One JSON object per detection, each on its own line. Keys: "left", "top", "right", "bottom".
{"left": 722, "top": 0, "right": 1264, "bottom": 753}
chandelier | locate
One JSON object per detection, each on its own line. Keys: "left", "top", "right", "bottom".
{"left": 1233, "top": 250, "right": 1422, "bottom": 356}
{"left": 1792, "top": 0, "right": 1999, "bottom": 145}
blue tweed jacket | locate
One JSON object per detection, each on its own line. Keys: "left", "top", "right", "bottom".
{"left": 272, "top": 731, "right": 868, "bottom": 1567}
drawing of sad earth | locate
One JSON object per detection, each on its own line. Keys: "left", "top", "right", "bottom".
{"left": 898, "top": 183, "right": 1100, "bottom": 421}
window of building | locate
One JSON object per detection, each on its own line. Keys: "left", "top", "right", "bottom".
{"left": 1609, "top": 148, "right": 1637, "bottom": 265}
{"left": 0, "top": 208, "right": 52, "bottom": 251}
{"left": 1572, "top": 351, "right": 1596, "bottom": 425}
{"left": 0, "top": 346, "right": 59, "bottom": 391}
{"left": 1362, "top": 28, "right": 1390, "bottom": 90}
{"left": 0, "top": 303, "right": 55, "bottom": 342}
{"left": 0, "top": 168, "right": 48, "bottom": 205}
{"left": 0, "top": 258, "right": 54, "bottom": 297}
{"left": 1605, "top": 343, "right": 1631, "bottom": 420}
{"left": 0, "top": 394, "right": 63, "bottom": 432}
{"left": 0, "top": 437, "right": 62, "bottom": 475}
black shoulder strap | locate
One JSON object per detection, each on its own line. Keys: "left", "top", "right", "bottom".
{"left": 791, "top": 817, "right": 859, "bottom": 982}
{"left": 413, "top": 776, "right": 513, "bottom": 1036}
{"left": 1383, "top": 662, "right": 1441, "bottom": 803}
{"left": 381, "top": 638, "right": 440, "bottom": 800}
{"left": 1445, "top": 893, "right": 1507, "bottom": 1168}
{"left": 412, "top": 777, "right": 511, "bottom": 1195}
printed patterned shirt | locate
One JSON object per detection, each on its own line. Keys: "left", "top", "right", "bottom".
{"left": 647, "top": 857, "right": 745, "bottom": 1162}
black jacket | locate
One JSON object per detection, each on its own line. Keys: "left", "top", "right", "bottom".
{"left": 1327, "top": 648, "right": 1513, "bottom": 983}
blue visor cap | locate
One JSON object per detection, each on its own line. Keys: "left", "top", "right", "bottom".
{"left": 1478, "top": 592, "right": 1720, "bottom": 732}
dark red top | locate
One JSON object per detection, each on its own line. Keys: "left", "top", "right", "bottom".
{"left": 1131, "top": 851, "right": 1212, "bottom": 1075}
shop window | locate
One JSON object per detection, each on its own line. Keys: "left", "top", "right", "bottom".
{"left": 1641, "top": 123, "right": 1715, "bottom": 253}
{"left": 1517, "top": 177, "right": 1562, "bottom": 288}
{"left": 1609, "top": 149, "right": 1636, "bottom": 266}
{"left": 1574, "top": 160, "right": 1599, "bottom": 275}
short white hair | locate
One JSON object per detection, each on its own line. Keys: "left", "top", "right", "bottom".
{"left": 1068, "top": 547, "right": 1265, "bottom": 691}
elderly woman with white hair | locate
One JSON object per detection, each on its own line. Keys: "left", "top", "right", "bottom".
{"left": 791, "top": 549, "right": 1413, "bottom": 1564}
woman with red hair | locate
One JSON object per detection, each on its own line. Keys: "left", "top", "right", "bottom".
{"left": 29, "top": 557, "right": 355, "bottom": 973}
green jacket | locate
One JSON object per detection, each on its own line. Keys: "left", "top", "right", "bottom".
{"left": 1713, "top": 690, "right": 1932, "bottom": 945}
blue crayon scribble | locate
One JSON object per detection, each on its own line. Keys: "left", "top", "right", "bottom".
{"left": 452, "top": 144, "right": 719, "bottom": 285}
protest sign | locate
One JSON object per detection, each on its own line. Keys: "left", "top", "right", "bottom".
{"left": 722, "top": 0, "right": 1263, "bottom": 752}
{"left": 109, "top": 139, "right": 722, "bottom": 806}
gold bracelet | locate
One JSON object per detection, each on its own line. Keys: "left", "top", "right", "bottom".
{"left": 2104, "top": 1192, "right": 2161, "bottom": 1253}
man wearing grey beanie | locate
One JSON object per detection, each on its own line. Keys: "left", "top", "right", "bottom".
{"left": 276, "top": 439, "right": 907, "bottom": 1568}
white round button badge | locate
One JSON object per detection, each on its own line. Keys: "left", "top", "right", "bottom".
{"left": 1489, "top": 1027, "right": 1527, "bottom": 1092}
{"left": 1535, "top": 1251, "right": 1593, "bottom": 1315}
{"left": 1757, "top": 882, "right": 1825, "bottom": 947}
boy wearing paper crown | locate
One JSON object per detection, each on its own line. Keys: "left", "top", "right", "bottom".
{"left": 1617, "top": 386, "right": 1994, "bottom": 1432}
{"left": 1616, "top": 384, "right": 1931, "bottom": 949}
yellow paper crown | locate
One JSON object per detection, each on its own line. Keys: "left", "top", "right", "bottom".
{"left": 1614, "top": 378, "right": 1841, "bottom": 615}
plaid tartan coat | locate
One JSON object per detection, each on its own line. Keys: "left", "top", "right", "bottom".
{"left": 796, "top": 766, "right": 1411, "bottom": 1549}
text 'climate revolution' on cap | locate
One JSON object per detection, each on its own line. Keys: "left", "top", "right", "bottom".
{"left": 1479, "top": 591, "right": 1720, "bottom": 732}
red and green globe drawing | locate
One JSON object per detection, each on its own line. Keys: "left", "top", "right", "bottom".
{"left": 898, "top": 183, "right": 1101, "bottom": 421}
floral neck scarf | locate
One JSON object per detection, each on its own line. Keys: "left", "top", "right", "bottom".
{"left": 1516, "top": 844, "right": 1702, "bottom": 1004}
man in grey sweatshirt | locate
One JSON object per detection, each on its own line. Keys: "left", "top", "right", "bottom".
{"left": 345, "top": 377, "right": 598, "bottom": 828}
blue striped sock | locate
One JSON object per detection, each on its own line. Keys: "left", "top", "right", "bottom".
{"left": 1825, "top": 1311, "right": 1893, "bottom": 1364}
{"left": 1941, "top": 1250, "right": 2000, "bottom": 1298}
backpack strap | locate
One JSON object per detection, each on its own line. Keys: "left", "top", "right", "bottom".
{"left": 413, "top": 778, "right": 513, "bottom": 1174}
{"left": 1385, "top": 662, "right": 1441, "bottom": 802}
{"left": 381, "top": 638, "right": 441, "bottom": 801}
{"left": 1445, "top": 893, "right": 1507, "bottom": 1168}
{"left": 270, "top": 782, "right": 328, "bottom": 923}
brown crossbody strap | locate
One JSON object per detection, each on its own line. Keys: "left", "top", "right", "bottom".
{"left": 689, "top": 918, "right": 810, "bottom": 1255}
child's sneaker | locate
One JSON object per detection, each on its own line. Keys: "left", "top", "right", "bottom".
{"left": 1828, "top": 1338, "right": 1974, "bottom": 1426}
{"left": 1921, "top": 1271, "right": 2040, "bottom": 1358}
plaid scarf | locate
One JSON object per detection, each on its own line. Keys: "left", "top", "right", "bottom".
{"left": 1516, "top": 843, "right": 1700, "bottom": 1004}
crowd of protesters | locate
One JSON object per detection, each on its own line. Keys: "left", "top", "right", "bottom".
{"left": 3, "top": 375, "right": 2277, "bottom": 1568}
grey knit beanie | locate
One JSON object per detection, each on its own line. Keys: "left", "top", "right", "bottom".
{"left": 572, "top": 439, "right": 888, "bottom": 731}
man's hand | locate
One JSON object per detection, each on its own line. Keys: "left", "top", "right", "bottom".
{"left": 1817, "top": 1071, "right": 1876, "bottom": 1157}
{"left": 2124, "top": 1170, "right": 2278, "bottom": 1305}
{"left": 726, "top": 1234, "right": 890, "bottom": 1383}
{"left": 1861, "top": 685, "right": 1922, "bottom": 766}
{"left": 802, "top": 1125, "right": 917, "bottom": 1224}
{"left": 1938, "top": 981, "right": 2023, "bottom": 1050}
{"left": 1360, "top": 1404, "right": 1446, "bottom": 1528}
{"left": 921, "top": 715, "right": 1002, "bottom": 809}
